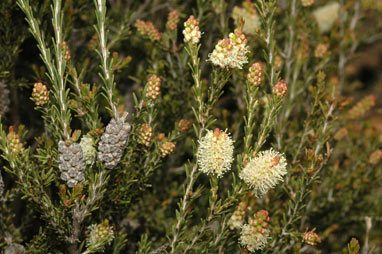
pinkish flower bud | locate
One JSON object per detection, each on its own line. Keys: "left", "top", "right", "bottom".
{"left": 273, "top": 80, "right": 288, "bottom": 97}
{"left": 146, "top": 75, "right": 161, "bottom": 101}
{"left": 303, "top": 231, "right": 321, "bottom": 245}
{"left": 137, "top": 123, "right": 153, "bottom": 147}
{"left": 135, "top": 20, "right": 161, "bottom": 42}
{"left": 166, "top": 10, "right": 180, "bottom": 31}
{"left": 160, "top": 141, "right": 175, "bottom": 157}
{"left": 247, "top": 62, "right": 264, "bottom": 87}
{"left": 32, "top": 82, "right": 49, "bottom": 106}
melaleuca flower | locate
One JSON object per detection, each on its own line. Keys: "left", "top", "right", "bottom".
{"left": 137, "top": 123, "right": 153, "bottom": 147}
{"left": 301, "top": 0, "right": 314, "bottom": 7}
{"left": 146, "top": 74, "right": 161, "bottom": 101}
{"left": 135, "top": 20, "right": 161, "bottom": 42}
{"left": 240, "top": 149, "right": 287, "bottom": 196}
{"left": 0, "top": 81, "right": 10, "bottom": 116}
{"left": 196, "top": 128, "right": 234, "bottom": 177}
{"left": 183, "top": 16, "right": 201, "bottom": 44}
{"left": 232, "top": 2, "right": 260, "bottom": 35}
{"left": 85, "top": 220, "right": 114, "bottom": 254}
{"left": 208, "top": 29, "right": 249, "bottom": 69}
{"left": 247, "top": 62, "right": 264, "bottom": 87}
{"left": 303, "top": 231, "right": 321, "bottom": 245}
{"left": 166, "top": 10, "right": 179, "bottom": 31}
{"left": 98, "top": 114, "right": 130, "bottom": 169}
{"left": 177, "top": 119, "right": 190, "bottom": 132}
{"left": 7, "top": 127, "right": 24, "bottom": 154}
{"left": 240, "top": 210, "right": 270, "bottom": 252}
{"left": 80, "top": 134, "right": 97, "bottom": 165}
{"left": 273, "top": 80, "right": 288, "bottom": 97}
{"left": 58, "top": 141, "right": 86, "bottom": 188}
{"left": 313, "top": 2, "right": 340, "bottom": 33}
{"left": 32, "top": 82, "right": 49, "bottom": 106}
{"left": 228, "top": 201, "right": 247, "bottom": 230}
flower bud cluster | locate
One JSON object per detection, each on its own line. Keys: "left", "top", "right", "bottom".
{"left": 208, "top": 29, "right": 249, "bottom": 69}
{"left": 369, "top": 149, "right": 382, "bottom": 165}
{"left": 0, "top": 81, "right": 10, "bottom": 116}
{"left": 7, "top": 127, "right": 24, "bottom": 154}
{"left": 146, "top": 75, "right": 161, "bottom": 101}
{"left": 240, "top": 149, "right": 287, "bottom": 196}
{"left": 137, "top": 123, "right": 153, "bottom": 147}
{"left": 228, "top": 201, "right": 247, "bottom": 230}
{"left": 314, "top": 43, "right": 329, "bottom": 58}
{"left": 166, "top": 10, "right": 179, "bottom": 31}
{"left": 247, "top": 62, "right": 264, "bottom": 87}
{"left": 348, "top": 95, "right": 376, "bottom": 120}
{"left": 135, "top": 20, "right": 161, "bottom": 42}
{"left": 232, "top": 2, "right": 260, "bottom": 35}
{"left": 177, "top": 119, "right": 190, "bottom": 132}
{"left": 86, "top": 220, "right": 114, "bottom": 253}
{"left": 32, "top": 82, "right": 49, "bottom": 106}
{"left": 98, "top": 116, "right": 130, "bottom": 169}
{"left": 303, "top": 231, "right": 321, "bottom": 245}
{"left": 61, "top": 41, "right": 71, "bottom": 61}
{"left": 80, "top": 134, "right": 97, "bottom": 165}
{"left": 182, "top": 16, "right": 201, "bottom": 44}
{"left": 197, "top": 128, "right": 234, "bottom": 177}
{"left": 240, "top": 210, "right": 271, "bottom": 252}
{"left": 273, "top": 80, "right": 288, "bottom": 97}
{"left": 160, "top": 141, "right": 175, "bottom": 158}
{"left": 301, "top": 0, "right": 314, "bottom": 7}
{"left": 58, "top": 141, "right": 86, "bottom": 188}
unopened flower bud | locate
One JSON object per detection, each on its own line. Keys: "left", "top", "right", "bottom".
{"left": 303, "top": 231, "right": 321, "bottom": 245}
{"left": 369, "top": 150, "right": 382, "bottom": 165}
{"left": 160, "top": 141, "right": 175, "bottom": 157}
{"left": 314, "top": 43, "right": 329, "bottom": 58}
{"left": 135, "top": 20, "right": 161, "bottom": 42}
{"left": 273, "top": 80, "right": 288, "bottom": 97}
{"left": 86, "top": 220, "right": 114, "bottom": 253}
{"left": 183, "top": 16, "right": 201, "bottom": 44}
{"left": 240, "top": 210, "right": 271, "bottom": 252}
{"left": 228, "top": 201, "right": 247, "bottom": 230}
{"left": 32, "top": 82, "right": 49, "bottom": 106}
{"left": 137, "top": 123, "right": 153, "bottom": 147}
{"left": 146, "top": 75, "right": 161, "bottom": 100}
{"left": 7, "top": 127, "right": 24, "bottom": 154}
{"left": 166, "top": 10, "right": 179, "bottom": 31}
{"left": 177, "top": 119, "right": 190, "bottom": 132}
{"left": 247, "top": 62, "right": 264, "bottom": 87}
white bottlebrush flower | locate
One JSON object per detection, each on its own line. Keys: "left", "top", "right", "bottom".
{"left": 80, "top": 134, "right": 97, "bottom": 165}
{"left": 240, "top": 149, "right": 287, "bottom": 196}
{"left": 197, "top": 128, "right": 234, "bottom": 177}
{"left": 232, "top": 3, "right": 260, "bottom": 35}
{"left": 208, "top": 29, "right": 249, "bottom": 69}
{"left": 313, "top": 2, "right": 340, "bottom": 33}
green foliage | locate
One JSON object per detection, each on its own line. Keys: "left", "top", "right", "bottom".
{"left": 0, "top": 0, "right": 381, "bottom": 253}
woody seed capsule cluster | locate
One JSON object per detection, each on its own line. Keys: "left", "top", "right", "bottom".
{"left": 135, "top": 20, "right": 161, "bottom": 42}
{"left": 98, "top": 117, "right": 130, "bottom": 169}
{"left": 146, "top": 75, "right": 161, "bottom": 101}
{"left": 183, "top": 16, "right": 201, "bottom": 44}
{"left": 240, "top": 210, "right": 271, "bottom": 252}
{"left": 303, "top": 231, "right": 321, "bottom": 245}
{"left": 137, "top": 123, "right": 153, "bottom": 147}
{"left": 247, "top": 62, "right": 264, "bottom": 86}
{"left": 160, "top": 141, "right": 175, "bottom": 158}
{"left": 58, "top": 141, "right": 86, "bottom": 188}
{"left": 273, "top": 80, "right": 288, "bottom": 97}
{"left": 166, "top": 10, "right": 179, "bottom": 31}
{"left": 0, "top": 172, "right": 4, "bottom": 196}
{"left": 32, "top": 82, "right": 49, "bottom": 106}
{"left": 0, "top": 81, "right": 10, "bottom": 117}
